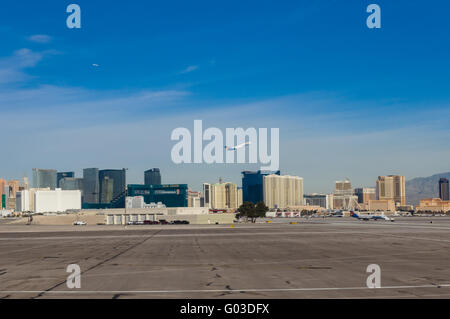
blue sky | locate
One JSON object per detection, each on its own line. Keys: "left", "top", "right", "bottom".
{"left": 0, "top": 0, "right": 449, "bottom": 193}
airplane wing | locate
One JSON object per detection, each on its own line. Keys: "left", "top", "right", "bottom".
{"left": 235, "top": 142, "right": 251, "bottom": 149}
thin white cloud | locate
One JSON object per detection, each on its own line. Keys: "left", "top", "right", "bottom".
{"left": 11, "top": 48, "right": 44, "bottom": 67}
{"left": 0, "top": 49, "right": 44, "bottom": 84}
{"left": 28, "top": 34, "right": 52, "bottom": 43}
{"left": 179, "top": 65, "right": 199, "bottom": 74}
{"left": 0, "top": 48, "right": 59, "bottom": 84}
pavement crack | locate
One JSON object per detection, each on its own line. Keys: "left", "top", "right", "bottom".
{"left": 31, "top": 230, "right": 164, "bottom": 299}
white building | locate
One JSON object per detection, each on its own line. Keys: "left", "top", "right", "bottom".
{"left": 126, "top": 196, "right": 145, "bottom": 209}
{"left": 34, "top": 188, "right": 81, "bottom": 213}
{"left": 263, "top": 174, "right": 303, "bottom": 209}
{"left": 16, "top": 190, "right": 30, "bottom": 212}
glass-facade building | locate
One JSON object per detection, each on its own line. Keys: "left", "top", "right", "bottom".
{"left": 144, "top": 168, "right": 161, "bottom": 185}
{"left": 32, "top": 168, "right": 57, "bottom": 189}
{"left": 242, "top": 170, "right": 280, "bottom": 204}
{"left": 83, "top": 168, "right": 99, "bottom": 204}
{"left": 439, "top": 178, "right": 449, "bottom": 201}
{"left": 99, "top": 169, "right": 126, "bottom": 203}
{"left": 57, "top": 172, "right": 74, "bottom": 188}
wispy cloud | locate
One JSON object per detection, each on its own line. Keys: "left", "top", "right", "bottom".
{"left": 179, "top": 65, "right": 199, "bottom": 74}
{"left": 0, "top": 48, "right": 45, "bottom": 83}
{"left": 0, "top": 48, "right": 60, "bottom": 84}
{"left": 28, "top": 34, "right": 52, "bottom": 43}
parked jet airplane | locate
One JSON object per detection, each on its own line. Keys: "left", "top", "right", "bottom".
{"left": 351, "top": 212, "right": 394, "bottom": 222}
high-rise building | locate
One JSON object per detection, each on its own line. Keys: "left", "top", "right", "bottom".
{"left": 7, "top": 180, "right": 20, "bottom": 210}
{"left": 15, "top": 190, "right": 30, "bottom": 212}
{"left": 376, "top": 175, "right": 406, "bottom": 206}
{"left": 333, "top": 180, "right": 358, "bottom": 210}
{"left": 354, "top": 188, "right": 376, "bottom": 204}
{"left": 20, "top": 175, "right": 29, "bottom": 190}
{"left": 242, "top": 170, "right": 280, "bottom": 204}
{"left": 439, "top": 178, "right": 449, "bottom": 201}
{"left": 83, "top": 168, "right": 99, "bottom": 204}
{"left": 304, "top": 194, "right": 330, "bottom": 209}
{"left": 224, "top": 182, "right": 239, "bottom": 209}
{"left": 203, "top": 183, "right": 211, "bottom": 208}
{"left": 0, "top": 179, "right": 6, "bottom": 209}
{"left": 100, "top": 177, "right": 114, "bottom": 204}
{"left": 32, "top": 168, "right": 57, "bottom": 189}
{"left": 187, "top": 190, "right": 202, "bottom": 208}
{"left": 263, "top": 174, "right": 303, "bottom": 209}
{"left": 60, "top": 177, "right": 84, "bottom": 203}
{"left": 144, "top": 168, "right": 161, "bottom": 185}
{"left": 203, "top": 181, "right": 240, "bottom": 209}
{"left": 57, "top": 172, "right": 75, "bottom": 187}
{"left": 237, "top": 187, "right": 243, "bottom": 208}
{"left": 99, "top": 169, "right": 126, "bottom": 203}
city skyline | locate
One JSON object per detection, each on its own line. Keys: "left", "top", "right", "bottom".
{"left": 1, "top": 166, "right": 450, "bottom": 195}
{"left": 1, "top": 1, "right": 450, "bottom": 193}
{"left": 2, "top": 0, "right": 450, "bottom": 303}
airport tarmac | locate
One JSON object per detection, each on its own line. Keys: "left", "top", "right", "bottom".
{"left": 0, "top": 217, "right": 450, "bottom": 299}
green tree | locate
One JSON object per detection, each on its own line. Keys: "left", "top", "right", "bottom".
{"left": 254, "top": 201, "right": 269, "bottom": 223}
{"left": 237, "top": 201, "right": 255, "bottom": 222}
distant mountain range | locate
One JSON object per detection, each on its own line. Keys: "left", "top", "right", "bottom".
{"left": 406, "top": 172, "right": 450, "bottom": 206}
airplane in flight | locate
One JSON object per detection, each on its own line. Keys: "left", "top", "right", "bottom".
{"left": 351, "top": 211, "right": 395, "bottom": 222}
{"left": 224, "top": 141, "right": 251, "bottom": 151}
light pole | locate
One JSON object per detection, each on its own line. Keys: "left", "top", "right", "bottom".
{"left": 123, "top": 168, "right": 128, "bottom": 226}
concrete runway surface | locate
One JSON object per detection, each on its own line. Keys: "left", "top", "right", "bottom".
{"left": 0, "top": 217, "right": 450, "bottom": 299}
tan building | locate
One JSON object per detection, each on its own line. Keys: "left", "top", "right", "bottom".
{"left": 333, "top": 180, "right": 358, "bottom": 210}
{"left": 187, "top": 190, "right": 202, "bottom": 208}
{"left": 203, "top": 181, "right": 240, "bottom": 209}
{"left": 286, "top": 205, "right": 324, "bottom": 212}
{"left": 368, "top": 199, "right": 396, "bottom": 212}
{"left": 327, "top": 194, "right": 334, "bottom": 210}
{"left": 416, "top": 198, "right": 450, "bottom": 213}
{"left": 354, "top": 188, "right": 375, "bottom": 204}
{"left": 6, "top": 180, "right": 20, "bottom": 210}
{"left": 376, "top": 175, "right": 406, "bottom": 206}
{"left": 263, "top": 174, "right": 303, "bottom": 209}
{"left": 237, "top": 188, "right": 243, "bottom": 208}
